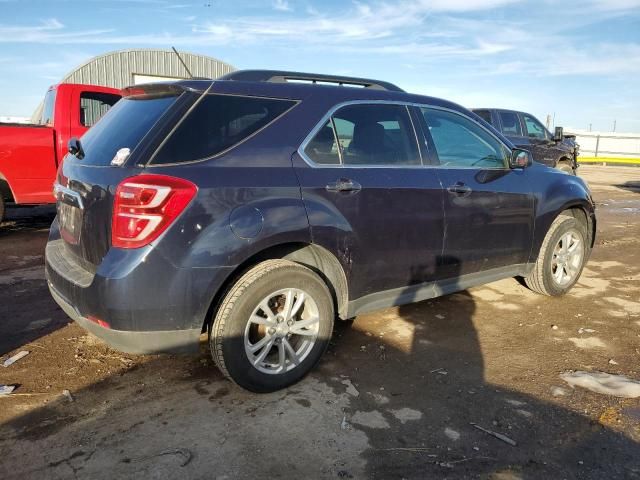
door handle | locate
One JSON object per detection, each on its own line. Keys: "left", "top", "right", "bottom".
{"left": 326, "top": 178, "right": 362, "bottom": 193}
{"left": 447, "top": 182, "right": 472, "bottom": 197}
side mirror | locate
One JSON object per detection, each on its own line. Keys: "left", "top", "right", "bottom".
{"left": 68, "top": 137, "right": 84, "bottom": 160}
{"left": 510, "top": 148, "right": 532, "bottom": 169}
{"left": 553, "top": 126, "right": 564, "bottom": 142}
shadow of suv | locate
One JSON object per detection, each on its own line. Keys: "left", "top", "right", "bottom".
{"left": 46, "top": 70, "right": 596, "bottom": 392}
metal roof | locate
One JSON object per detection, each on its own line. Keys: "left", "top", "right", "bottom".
{"left": 60, "top": 48, "right": 235, "bottom": 89}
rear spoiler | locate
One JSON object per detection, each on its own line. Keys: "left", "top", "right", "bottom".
{"left": 121, "top": 82, "right": 203, "bottom": 98}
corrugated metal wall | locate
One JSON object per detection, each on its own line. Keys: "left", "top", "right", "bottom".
{"left": 61, "top": 49, "right": 235, "bottom": 88}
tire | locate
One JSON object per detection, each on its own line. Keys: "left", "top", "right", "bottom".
{"left": 0, "top": 196, "right": 4, "bottom": 225}
{"left": 209, "top": 259, "right": 334, "bottom": 392}
{"left": 524, "top": 213, "right": 589, "bottom": 296}
{"left": 557, "top": 161, "right": 575, "bottom": 175}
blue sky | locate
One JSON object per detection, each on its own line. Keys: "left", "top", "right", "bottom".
{"left": 1, "top": 0, "right": 639, "bottom": 131}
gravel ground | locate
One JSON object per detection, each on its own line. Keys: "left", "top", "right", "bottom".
{"left": 0, "top": 165, "right": 639, "bottom": 479}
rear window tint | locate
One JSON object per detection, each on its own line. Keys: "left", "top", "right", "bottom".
{"left": 153, "top": 94, "right": 296, "bottom": 164}
{"left": 77, "top": 95, "right": 177, "bottom": 166}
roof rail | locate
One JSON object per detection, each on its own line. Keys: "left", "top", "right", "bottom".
{"left": 219, "top": 70, "right": 404, "bottom": 92}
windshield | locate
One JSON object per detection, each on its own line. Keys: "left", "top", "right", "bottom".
{"left": 75, "top": 94, "right": 179, "bottom": 166}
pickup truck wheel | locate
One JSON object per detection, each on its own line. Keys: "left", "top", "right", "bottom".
{"left": 557, "top": 161, "right": 575, "bottom": 175}
{"left": 209, "top": 259, "right": 334, "bottom": 393}
{"left": 524, "top": 214, "right": 588, "bottom": 296}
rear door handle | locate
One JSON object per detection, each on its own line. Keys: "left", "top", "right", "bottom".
{"left": 326, "top": 178, "right": 362, "bottom": 193}
{"left": 447, "top": 182, "right": 472, "bottom": 197}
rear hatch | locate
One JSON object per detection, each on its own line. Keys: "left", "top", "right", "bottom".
{"left": 54, "top": 84, "right": 198, "bottom": 270}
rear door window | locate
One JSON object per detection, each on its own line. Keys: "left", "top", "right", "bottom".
{"left": 474, "top": 110, "right": 492, "bottom": 125}
{"left": 153, "top": 94, "right": 296, "bottom": 164}
{"left": 498, "top": 111, "right": 523, "bottom": 136}
{"left": 303, "top": 103, "right": 421, "bottom": 166}
{"left": 303, "top": 120, "right": 341, "bottom": 165}
{"left": 421, "top": 107, "right": 509, "bottom": 169}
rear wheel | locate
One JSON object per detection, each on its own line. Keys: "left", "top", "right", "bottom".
{"left": 524, "top": 213, "right": 588, "bottom": 296}
{"left": 209, "top": 259, "right": 334, "bottom": 392}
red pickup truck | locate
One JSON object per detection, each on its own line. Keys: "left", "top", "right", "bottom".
{"left": 0, "top": 83, "right": 121, "bottom": 223}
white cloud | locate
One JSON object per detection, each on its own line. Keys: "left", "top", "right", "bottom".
{"left": 1, "top": 3, "right": 639, "bottom": 80}
{"left": 273, "top": 0, "right": 292, "bottom": 12}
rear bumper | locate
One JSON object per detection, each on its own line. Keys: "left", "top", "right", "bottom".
{"left": 45, "top": 218, "right": 233, "bottom": 354}
{"left": 49, "top": 283, "right": 201, "bottom": 354}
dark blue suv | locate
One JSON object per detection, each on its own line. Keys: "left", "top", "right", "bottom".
{"left": 46, "top": 71, "right": 596, "bottom": 392}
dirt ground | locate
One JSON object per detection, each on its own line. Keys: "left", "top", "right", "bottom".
{"left": 0, "top": 165, "right": 639, "bottom": 479}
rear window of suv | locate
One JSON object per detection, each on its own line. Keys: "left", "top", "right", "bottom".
{"left": 152, "top": 94, "right": 296, "bottom": 165}
{"left": 76, "top": 94, "right": 178, "bottom": 166}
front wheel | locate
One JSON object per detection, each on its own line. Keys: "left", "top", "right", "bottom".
{"left": 524, "top": 213, "right": 588, "bottom": 296}
{"left": 209, "top": 259, "right": 334, "bottom": 392}
{"left": 557, "top": 161, "right": 575, "bottom": 175}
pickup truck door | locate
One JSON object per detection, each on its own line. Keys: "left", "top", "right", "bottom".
{"left": 519, "top": 113, "right": 557, "bottom": 166}
{"left": 417, "top": 106, "right": 535, "bottom": 279}
{"left": 0, "top": 125, "right": 57, "bottom": 204}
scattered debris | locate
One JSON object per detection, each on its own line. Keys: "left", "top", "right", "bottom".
{"left": 609, "top": 359, "right": 619, "bottom": 365}
{"left": 471, "top": 423, "right": 517, "bottom": 446}
{"left": 0, "top": 392, "right": 51, "bottom": 397}
{"left": 0, "top": 385, "right": 16, "bottom": 396}
{"left": 62, "top": 389, "right": 74, "bottom": 402}
{"left": 551, "top": 386, "right": 569, "bottom": 397}
{"left": 341, "top": 379, "right": 360, "bottom": 397}
{"left": 435, "top": 314, "right": 445, "bottom": 320}
{"left": 368, "top": 392, "right": 390, "bottom": 405}
{"left": 378, "top": 447, "right": 435, "bottom": 453}
{"left": 578, "top": 328, "right": 596, "bottom": 334}
{"left": 551, "top": 325, "right": 559, "bottom": 330}
{"left": 378, "top": 345, "right": 386, "bottom": 360}
{"left": 2, "top": 350, "right": 29, "bottom": 367}
{"left": 430, "top": 367, "right": 448, "bottom": 375}
{"left": 516, "top": 409, "right": 533, "bottom": 418}
{"left": 340, "top": 415, "right": 350, "bottom": 430}
{"left": 444, "top": 427, "right": 460, "bottom": 441}
{"left": 505, "top": 399, "right": 526, "bottom": 407}
{"left": 129, "top": 448, "right": 192, "bottom": 467}
{"left": 561, "top": 371, "right": 640, "bottom": 398}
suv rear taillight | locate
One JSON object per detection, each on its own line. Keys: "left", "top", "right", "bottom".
{"left": 112, "top": 174, "right": 197, "bottom": 249}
